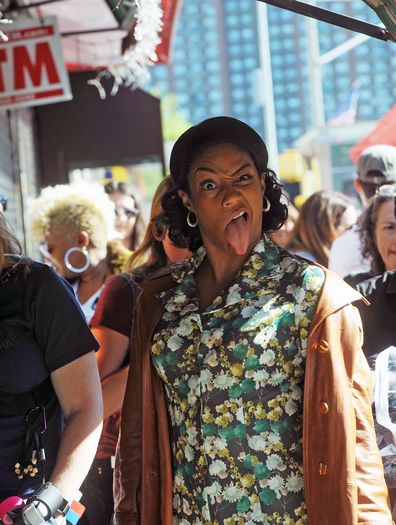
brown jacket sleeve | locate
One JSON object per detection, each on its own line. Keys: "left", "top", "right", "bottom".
{"left": 112, "top": 275, "right": 174, "bottom": 525}
{"left": 305, "top": 270, "right": 393, "bottom": 524}
{"left": 112, "top": 302, "right": 143, "bottom": 525}
{"left": 348, "top": 307, "right": 393, "bottom": 523}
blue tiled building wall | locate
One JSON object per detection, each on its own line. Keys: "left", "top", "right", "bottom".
{"left": 149, "top": 0, "right": 396, "bottom": 153}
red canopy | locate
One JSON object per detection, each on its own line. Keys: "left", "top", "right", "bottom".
{"left": 156, "top": 0, "right": 180, "bottom": 64}
{"left": 35, "top": 0, "right": 180, "bottom": 72}
{"left": 349, "top": 104, "right": 396, "bottom": 164}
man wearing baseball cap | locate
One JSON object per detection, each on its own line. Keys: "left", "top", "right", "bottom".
{"left": 328, "top": 144, "right": 396, "bottom": 280}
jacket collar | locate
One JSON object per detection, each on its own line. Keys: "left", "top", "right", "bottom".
{"left": 309, "top": 269, "right": 364, "bottom": 335}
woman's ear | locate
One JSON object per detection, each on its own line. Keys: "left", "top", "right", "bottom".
{"left": 78, "top": 231, "right": 90, "bottom": 248}
{"left": 150, "top": 220, "right": 164, "bottom": 241}
{"left": 177, "top": 189, "right": 194, "bottom": 212}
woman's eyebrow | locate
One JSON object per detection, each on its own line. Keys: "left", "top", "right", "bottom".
{"left": 193, "top": 162, "right": 254, "bottom": 176}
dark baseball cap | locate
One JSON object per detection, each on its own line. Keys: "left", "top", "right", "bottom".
{"left": 357, "top": 144, "right": 396, "bottom": 184}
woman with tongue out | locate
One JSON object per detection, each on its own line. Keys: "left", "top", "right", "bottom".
{"left": 114, "top": 117, "right": 391, "bottom": 525}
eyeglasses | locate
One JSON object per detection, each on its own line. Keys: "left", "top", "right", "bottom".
{"left": 376, "top": 184, "right": 396, "bottom": 197}
{"left": 0, "top": 194, "right": 8, "bottom": 212}
{"left": 115, "top": 206, "right": 139, "bottom": 219}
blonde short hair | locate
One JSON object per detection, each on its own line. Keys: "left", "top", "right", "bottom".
{"left": 30, "top": 182, "right": 115, "bottom": 250}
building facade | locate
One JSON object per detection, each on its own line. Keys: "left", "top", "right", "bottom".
{"left": 149, "top": 0, "right": 396, "bottom": 155}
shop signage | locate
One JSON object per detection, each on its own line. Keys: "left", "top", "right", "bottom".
{"left": 0, "top": 16, "right": 71, "bottom": 109}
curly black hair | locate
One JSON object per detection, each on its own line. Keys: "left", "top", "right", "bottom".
{"left": 162, "top": 116, "right": 288, "bottom": 251}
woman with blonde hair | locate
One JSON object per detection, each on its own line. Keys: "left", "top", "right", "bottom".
{"left": 78, "top": 177, "right": 191, "bottom": 525}
{"left": 30, "top": 182, "right": 130, "bottom": 322}
{"left": 0, "top": 212, "right": 102, "bottom": 510}
{"left": 289, "top": 190, "right": 357, "bottom": 266}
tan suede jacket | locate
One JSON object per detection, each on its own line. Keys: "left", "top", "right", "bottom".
{"left": 113, "top": 269, "right": 392, "bottom": 525}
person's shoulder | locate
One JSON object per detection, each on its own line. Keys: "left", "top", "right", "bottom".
{"left": 275, "top": 248, "right": 326, "bottom": 293}
{"left": 357, "top": 270, "right": 396, "bottom": 297}
{"left": 279, "top": 247, "right": 322, "bottom": 274}
{"left": 344, "top": 271, "right": 374, "bottom": 289}
{"left": 104, "top": 272, "right": 140, "bottom": 292}
{"left": 136, "top": 261, "right": 188, "bottom": 304}
{"left": 316, "top": 267, "right": 364, "bottom": 314}
{"left": 26, "top": 260, "right": 62, "bottom": 284}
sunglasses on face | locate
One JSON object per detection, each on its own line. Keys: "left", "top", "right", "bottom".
{"left": 115, "top": 206, "right": 139, "bottom": 219}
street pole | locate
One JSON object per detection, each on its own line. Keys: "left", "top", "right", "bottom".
{"left": 307, "top": 11, "right": 325, "bottom": 128}
{"left": 256, "top": 1, "right": 279, "bottom": 173}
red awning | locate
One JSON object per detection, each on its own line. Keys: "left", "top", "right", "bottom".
{"left": 349, "top": 104, "right": 396, "bottom": 163}
{"left": 156, "top": 0, "right": 180, "bottom": 64}
{"left": 33, "top": 0, "right": 179, "bottom": 71}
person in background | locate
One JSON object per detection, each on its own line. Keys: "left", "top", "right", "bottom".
{"left": 80, "top": 177, "right": 191, "bottom": 525}
{"left": 30, "top": 183, "right": 130, "bottom": 323}
{"left": 269, "top": 199, "right": 299, "bottom": 249}
{"left": 359, "top": 183, "right": 396, "bottom": 279}
{"left": 104, "top": 181, "right": 146, "bottom": 251}
{"left": 352, "top": 184, "right": 396, "bottom": 517}
{"left": 288, "top": 190, "right": 357, "bottom": 266}
{"left": 352, "top": 184, "right": 396, "bottom": 357}
{"left": 0, "top": 212, "right": 102, "bottom": 509}
{"left": 114, "top": 117, "right": 391, "bottom": 525}
{"left": 329, "top": 144, "right": 396, "bottom": 279}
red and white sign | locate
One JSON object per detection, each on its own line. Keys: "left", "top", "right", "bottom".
{"left": 0, "top": 16, "right": 71, "bottom": 110}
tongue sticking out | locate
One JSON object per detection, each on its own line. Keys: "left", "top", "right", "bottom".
{"left": 224, "top": 215, "right": 250, "bottom": 255}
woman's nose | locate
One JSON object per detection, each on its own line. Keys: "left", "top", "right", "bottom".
{"left": 222, "top": 184, "right": 240, "bottom": 206}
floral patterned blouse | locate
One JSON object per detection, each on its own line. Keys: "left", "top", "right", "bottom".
{"left": 151, "top": 237, "right": 325, "bottom": 525}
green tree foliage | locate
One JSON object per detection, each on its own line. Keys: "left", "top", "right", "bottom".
{"left": 156, "top": 93, "right": 192, "bottom": 141}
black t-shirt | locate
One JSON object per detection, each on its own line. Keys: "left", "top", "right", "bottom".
{"left": 0, "top": 260, "right": 99, "bottom": 499}
{"left": 356, "top": 270, "right": 396, "bottom": 359}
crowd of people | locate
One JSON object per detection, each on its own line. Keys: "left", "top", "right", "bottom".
{"left": 1, "top": 116, "right": 396, "bottom": 525}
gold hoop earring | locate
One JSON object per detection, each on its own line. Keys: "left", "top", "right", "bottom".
{"left": 187, "top": 210, "right": 199, "bottom": 228}
{"left": 263, "top": 195, "right": 271, "bottom": 213}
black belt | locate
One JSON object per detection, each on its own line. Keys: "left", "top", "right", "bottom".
{"left": 0, "top": 377, "right": 55, "bottom": 417}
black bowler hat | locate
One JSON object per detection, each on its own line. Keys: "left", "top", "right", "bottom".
{"left": 169, "top": 116, "right": 269, "bottom": 189}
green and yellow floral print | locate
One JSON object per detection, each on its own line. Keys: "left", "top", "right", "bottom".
{"left": 151, "top": 237, "right": 325, "bottom": 525}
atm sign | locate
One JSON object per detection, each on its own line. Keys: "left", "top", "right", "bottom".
{"left": 0, "top": 17, "right": 71, "bottom": 109}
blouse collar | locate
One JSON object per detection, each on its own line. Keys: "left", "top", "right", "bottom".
{"left": 158, "top": 235, "right": 284, "bottom": 315}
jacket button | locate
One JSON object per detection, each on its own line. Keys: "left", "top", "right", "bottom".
{"left": 314, "top": 339, "right": 329, "bottom": 353}
{"left": 319, "top": 401, "right": 329, "bottom": 415}
{"left": 319, "top": 462, "right": 327, "bottom": 476}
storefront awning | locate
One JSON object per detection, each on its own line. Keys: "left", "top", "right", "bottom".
{"left": 15, "top": 0, "right": 179, "bottom": 73}
{"left": 349, "top": 104, "right": 396, "bottom": 163}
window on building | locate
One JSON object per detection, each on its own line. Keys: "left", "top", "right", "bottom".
{"left": 229, "top": 59, "right": 244, "bottom": 72}
{"left": 206, "top": 61, "right": 220, "bottom": 73}
{"left": 231, "top": 89, "right": 245, "bottom": 101}
{"left": 230, "top": 73, "right": 244, "bottom": 86}
{"left": 226, "top": 15, "right": 239, "bottom": 26}
{"left": 210, "top": 103, "right": 225, "bottom": 114}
